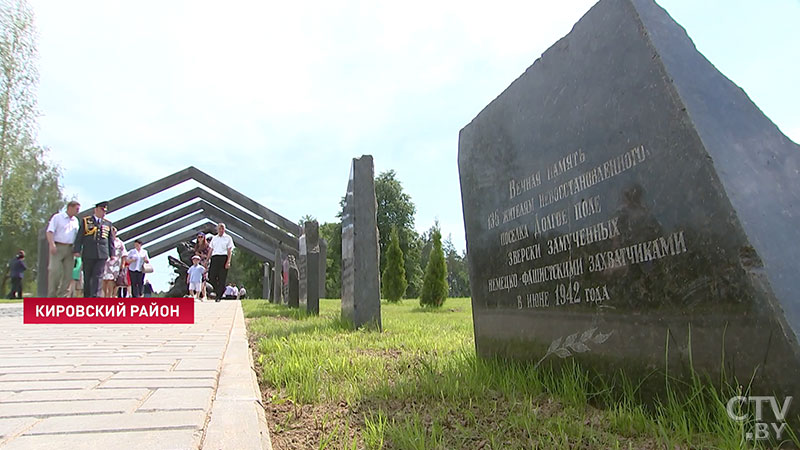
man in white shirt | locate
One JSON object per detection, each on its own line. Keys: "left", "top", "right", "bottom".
{"left": 208, "top": 223, "right": 235, "bottom": 302}
{"left": 46, "top": 200, "right": 80, "bottom": 297}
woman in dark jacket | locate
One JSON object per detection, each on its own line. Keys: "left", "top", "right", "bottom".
{"left": 7, "top": 250, "right": 26, "bottom": 299}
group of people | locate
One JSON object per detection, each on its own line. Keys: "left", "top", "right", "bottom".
{"left": 42, "top": 200, "right": 153, "bottom": 298}
{"left": 8, "top": 200, "right": 239, "bottom": 300}
{"left": 186, "top": 223, "right": 236, "bottom": 301}
{"left": 222, "top": 283, "right": 247, "bottom": 300}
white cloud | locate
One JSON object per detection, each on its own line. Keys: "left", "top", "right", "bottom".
{"left": 26, "top": 0, "right": 800, "bottom": 292}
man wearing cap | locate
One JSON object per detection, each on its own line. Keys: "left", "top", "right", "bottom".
{"left": 73, "top": 201, "right": 114, "bottom": 297}
{"left": 46, "top": 200, "right": 81, "bottom": 297}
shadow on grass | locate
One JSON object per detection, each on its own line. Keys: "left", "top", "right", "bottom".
{"left": 409, "top": 306, "right": 463, "bottom": 314}
{"left": 247, "top": 311, "right": 359, "bottom": 341}
{"left": 243, "top": 301, "right": 314, "bottom": 320}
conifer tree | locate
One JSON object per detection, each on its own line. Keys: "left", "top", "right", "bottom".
{"left": 381, "top": 227, "right": 407, "bottom": 302}
{"left": 420, "top": 227, "right": 448, "bottom": 307}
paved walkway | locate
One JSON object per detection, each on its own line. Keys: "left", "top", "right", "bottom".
{"left": 0, "top": 301, "right": 271, "bottom": 450}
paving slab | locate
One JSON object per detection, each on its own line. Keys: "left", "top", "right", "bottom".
{"left": 138, "top": 388, "right": 215, "bottom": 411}
{"left": 1, "top": 429, "right": 202, "bottom": 450}
{"left": 0, "top": 301, "right": 270, "bottom": 449}
{"left": 2, "top": 389, "right": 150, "bottom": 402}
{"left": 111, "top": 371, "right": 218, "bottom": 379}
{"left": 0, "top": 366, "right": 75, "bottom": 374}
{"left": 100, "top": 378, "right": 217, "bottom": 389}
{"left": 0, "top": 399, "right": 140, "bottom": 418}
{"left": 24, "top": 410, "right": 207, "bottom": 435}
{"left": 0, "top": 418, "right": 38, "bottom": 439}
{"left": 0, "top": 372, "right": 114, "bottom": 382}
{"left": 0, "top": 380, "right": 99, "bottom": 391}
{"left": 66, "top": 364, "right": 174, "bottom": 372}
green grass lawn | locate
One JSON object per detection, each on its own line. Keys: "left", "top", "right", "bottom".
{"left": 243, "top": 298, "right": 792, "bottom": 449}
{"left": 0, "top": 299, "right": 23, "bottom": 303}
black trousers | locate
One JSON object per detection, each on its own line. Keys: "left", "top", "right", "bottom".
{"left": 7, "top": 277, "right": 22, "bottom": 299}
{"left": 83, "top": 258, "right": 106, "bottom": 298}
{"left": 129, "top": 270, "right": 145, "bottom": 297}
{"left": 209, "top": 255, "right": 229, "bottom": 300}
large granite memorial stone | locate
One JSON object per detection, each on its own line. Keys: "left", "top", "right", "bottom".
{"left": 302, "top": 220, "right": 321, "bottom": 315}
{"left": 298, "top": 235, "right": 307, "bottom": 305}
{"left": 458, "top": 0, "right": 800, "bottom": 400}
{"left": 263, "top": 262, "right": 271, "bottom": 300}
{"left": 319, "top": 239, "right": 327, "bottom": 297}
{"left": 272, "top": 246, "right": 282, "bottom": 303}
{"left": 341, "top": 155, "right": 382, "bottom": 329}
{"left": 288, "top": 255, "right": 299, "bottom": 308}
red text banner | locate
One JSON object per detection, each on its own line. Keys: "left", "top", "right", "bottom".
{"left": 23, "top": 298, "right": 195, "bottom": 324}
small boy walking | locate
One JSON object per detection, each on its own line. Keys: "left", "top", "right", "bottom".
{"left": 187, "top": 255, "right": 206, "bottom": 301}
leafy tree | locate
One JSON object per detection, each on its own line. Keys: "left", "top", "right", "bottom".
{"left": 0, "top": 0, "right": 38, "bottom": 200}
{"left": 419, "top": 226, "right": 448, "bottom": 308}
{"left": 381, "top": 227, "right": 406, "bottom": 302}
{"left": 443, "top": 234, "right": 470, "bottom": 297}
{"left": 224, "top": 248, "right": 265, "bottom": 298}
{"left": 375, "top": 170, "right": 421, "bottom": 297}
{"left": 0, "top": 0, "right": 63, "bottom": 294}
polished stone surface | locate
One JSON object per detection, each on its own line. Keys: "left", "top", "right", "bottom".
{"left": 303, "top": 221, "right": 320, "bottom": 316}
{"left": 341, "top": 156, "right": 382, "bottom": 329}
{"left": 288, "top": 263, "right": 299, "bottom": 309}
{"left": 458, "top": 0, "right": 800, "bottom": 399}
{"left": 271, "top": 247, "right": 282, "bottom": 304}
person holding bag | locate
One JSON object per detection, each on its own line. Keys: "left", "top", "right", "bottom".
{"left": 126, "top": 239, "right": 150, "bottom": 297}
{"left": 116, "top": 257, "right": 130, "bottom": 298}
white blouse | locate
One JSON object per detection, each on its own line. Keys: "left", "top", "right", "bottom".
{"left": 127, "top": 248, "right": 149, "bottom": 272}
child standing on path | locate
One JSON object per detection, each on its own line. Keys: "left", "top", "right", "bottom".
{"left": 187, "top": 255, "right": 205, "bottom": 301}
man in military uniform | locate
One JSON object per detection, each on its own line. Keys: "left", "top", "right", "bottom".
{"left": 73, "top": 201, "right": 114, "bottom": 297}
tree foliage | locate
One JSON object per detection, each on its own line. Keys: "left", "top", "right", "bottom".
{"left": 444, "top": 237, "right": 470, "bottom": 298}
{"left": 420, "top": 227, "right": 448, "bottom": 308}
{"left": 224, "top": 248, "right": 264, "bottom": 298}
{"left": 0, "top": 0, "right": 63, "bottom": 293}
{"left": 381, "top": 226, "right": 406, "bottom": 302}
{"left": 320, "top": 170, "right": 471, "bottom": 301}
{"left": 375, "top": 170, "right": 421, "bottom": 297}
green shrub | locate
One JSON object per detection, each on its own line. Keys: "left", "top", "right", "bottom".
{"left": 420, "top": 227, "right": 448, "bottom": 307}
{"left": 381, "top": 227, "right": 407, "bottom": 302}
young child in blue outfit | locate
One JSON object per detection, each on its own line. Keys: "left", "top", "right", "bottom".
{"left": 187, "top": 255, "right": 206, "bottom": 301}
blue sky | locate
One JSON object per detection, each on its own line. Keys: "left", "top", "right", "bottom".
{"left": 28, "top": 0, "right": 800, "bottom": 291}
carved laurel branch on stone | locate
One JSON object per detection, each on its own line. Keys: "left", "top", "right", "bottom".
{"left": 534, "top": 327, "right": 613, "bottom": 369}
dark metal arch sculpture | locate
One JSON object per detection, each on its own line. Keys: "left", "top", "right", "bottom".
{"left": 37, "top": 166, "right": 320, "bottom": 298}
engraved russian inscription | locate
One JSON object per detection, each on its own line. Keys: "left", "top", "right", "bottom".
{"left": 477, "top": 140, "right": 691, "bottom": 314}
{"left": 573, "top": 195, "right": 602, "bottom": 221}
